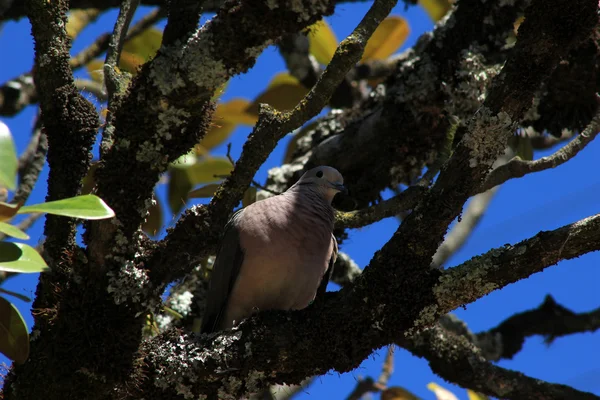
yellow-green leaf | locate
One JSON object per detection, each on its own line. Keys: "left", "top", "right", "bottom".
{"left": 0, "top": 242, "right": 49, "bottom": 273}
{"left": 199, "top": 99, "right": 257, "bottom": 153}
{"left": 0, "top": 202, "right": 20, "bottom": 222}
{"left": 18, "top": 194, "right": 115, "bottom": 220}
{"left": 122, "top": 27, "right": 162, "bottom": 63}
{"left": 184, "top": 158, "right": 233, "bottom": 185}
{"left": 427, "top": 383, "right": 459, "bottom": 400}
{"left": 0, "top": 222, "right": 30, "bottom": 240}
{"left": 188, "top": 184, "right": 220, "bottom": 199}
{"left": 167, "top": 167, "right": 192, "bottom": 215}
{"left": 267, "top": 72, "right": 302, "bottom": 89}
{"left": 141, "top": 194, "right": 163, "bottom": 237}
{"left": 163, "top": 305, "right": 183, "bottom": 319}
{"left": 467, "top": 390, "right": 489, "bottom": 400}
{"left": 242, "top": 186, "right": 257, "bottom": 207}
{"left": 66, "top": 8, "right": 101, "bottom": 39}
{"left": 0, "top": 121, "right": 17, "bottom": 191}
{"left": 86, "top": 59, "right": 104, "bottom": 83}
{"left": 362, "top": 16, "right": 410, "bottom": 62}
{"left": 307, "top": 19, "right": 338, "bottom": 65}
{"left": 246, "top": 83, "right": 309, "bottom": 116}
{"left": 85, "top": 28, "right": 162, "bottom": 81}
{"left": 419, "top": 0, "right": 453, "bottom": 22}
{"left": 381, "top": 386, "right": 420, "bottom": 400}
{"left": 0, "top": 297, "right": 30, "bottom": 364}
{"left": 118, "top": 51, "right": 147, "bottom": 75}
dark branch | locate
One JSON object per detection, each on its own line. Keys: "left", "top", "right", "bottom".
{"left": 162, "top": 0, "right": 204, "bottom": 46}
{"left": 26, "top": 0, "right": 99, "bottom": 266}
{"left": 476, "top": 295, "right": 600, "bottom": 361}
{"left": 1, "top": 0, "right": 379, "bottom": 21}
{"left": 400, "top": 324, "right": 599, "bottom": 400}
{"left": 482, "top": 100, "right": 600, "bottom": 192}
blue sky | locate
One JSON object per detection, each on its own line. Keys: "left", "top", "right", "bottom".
{"left": 1, "top": 3, "right": 599, "bottom": 399}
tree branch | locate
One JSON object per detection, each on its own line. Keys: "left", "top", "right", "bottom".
{"left": 162, "top": 0, "right": 204, "bottom": 46}
{"left": 1, "top": 0, "right": 380, "bottom": 22}
{"left": 12, "top": 118, "right": 48, "bottom": 205}
{"left": 26, "top": 0, "right": 99, "bottom": 266}
{"left": 482, "top": 99, "right": 600, "bottom": 192}
{"left": 334, "top": 186, "right": 424, "bottom": 230}
{"left": 475, "top": 295, "right": 600, "bottom": 361}
{"left": 399, "top": 323, "right": 599, "bottom": 400}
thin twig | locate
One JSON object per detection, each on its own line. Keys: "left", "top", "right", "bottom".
{"left": 104, "top": 0, "right": 140, "bottom": 72}
{"left": 345, "top": 346, "right": 396, "bottom": 400}
{"left": 482, "top": 99, "right": 600, "bottom": 192}
{"left": 335, "top": 185, "right": 424, "bottom": 230}
{"left": 104, "top": 0, "right": 140, "bottom": 99}
{"left": 13, "top": 116, "right": 48, "bottom": 205}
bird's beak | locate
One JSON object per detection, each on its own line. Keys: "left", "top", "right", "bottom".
{"left": 329, "top": 181, "right": 348, "bottom": 195}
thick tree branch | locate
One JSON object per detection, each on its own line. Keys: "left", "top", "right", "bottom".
{"left": 400, "top": 324, "right": 599, "bottom": 400}
{"left": 433, "top": 213, "right": 600, "bottom": 312}
{"left": 26, "top": 0, "right": 99, "bottom": 267}
{"left": 162, "top": 0, "right": 204, "bottom": 46}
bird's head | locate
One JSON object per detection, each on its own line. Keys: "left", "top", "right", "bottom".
{"left": 293, "top": 166, "right": 347, "bottom": 203}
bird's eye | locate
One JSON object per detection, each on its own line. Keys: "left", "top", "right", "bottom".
{"left": 316, "top": 170, "right": 323, "bottom": 178}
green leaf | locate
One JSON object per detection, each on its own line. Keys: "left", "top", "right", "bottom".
{"left": 0, "top": 242, "right": 48, "bottom": 273}
{"left": 0, "top": 121, "right": 17, "bottom": 191}
{"left": 307, "top": 19, "right": 338, "bottom": 65}
{"left": 18, "top": 194, "right": 115, "bottom": 220}
{"left": 0, "top": 296, "right": 30, "bottom": 364}
{"left": 361, "top": 16, "right": 410, "bottom": 62}
{"left": 0, "top": 222, "right": 30, "bottom": 240}
{"left": 162, "top": 305, "right": 183, "bottom": 320}
{"left": 188, "top": 183, "right": 220, "bottom": 199}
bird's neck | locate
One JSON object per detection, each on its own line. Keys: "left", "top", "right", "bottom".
{"left": 284, "top": 186, "right": 335, "bottom": 225}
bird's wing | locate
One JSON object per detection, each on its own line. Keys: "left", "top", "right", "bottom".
{"left": 316, "top": 233, "right": 338, "bottom": 298}
{"left": 200, "top": 209, "right": 245, "bottom": 334}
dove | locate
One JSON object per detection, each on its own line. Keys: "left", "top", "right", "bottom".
{"left": 200, "top": 166, "right": 346, "bottom": 333}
